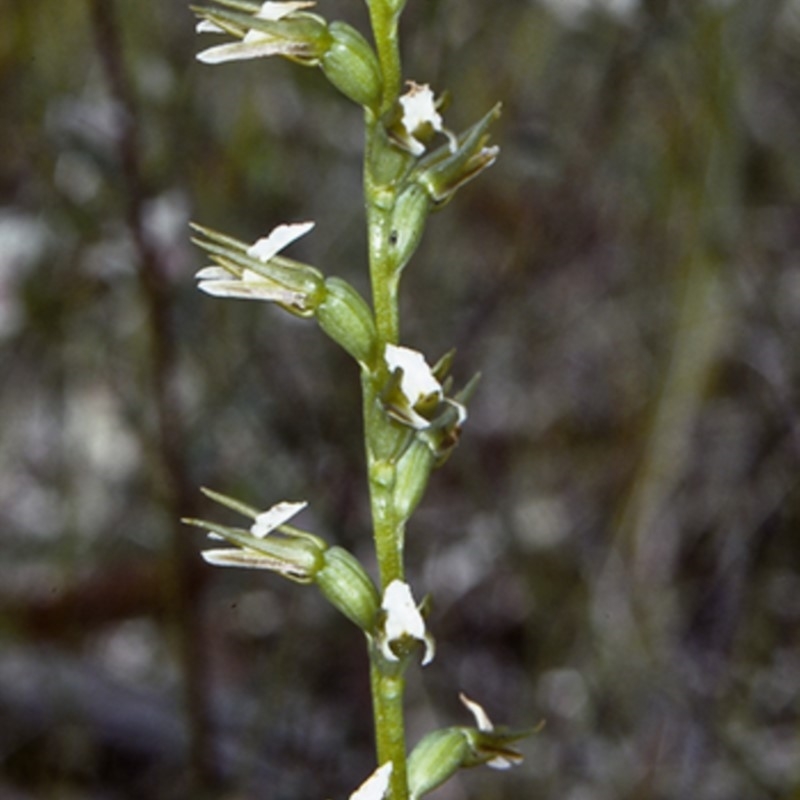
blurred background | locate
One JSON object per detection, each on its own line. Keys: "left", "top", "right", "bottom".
{"left": 2, "top": 0, "right": 800, "bottom": 797}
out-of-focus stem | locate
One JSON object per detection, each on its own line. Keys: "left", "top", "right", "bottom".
{"left": 87, "top": 0, "right": 217, "bottom": 790}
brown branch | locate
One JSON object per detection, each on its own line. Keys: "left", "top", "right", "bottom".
{"left": 86, "top": 0, "right": 219, "bottom": 789}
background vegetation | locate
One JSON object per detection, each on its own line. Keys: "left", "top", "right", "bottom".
{"left": 2, "top": 0, "right": 799, "bottom": 798}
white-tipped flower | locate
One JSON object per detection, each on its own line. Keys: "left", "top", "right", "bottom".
{"left": 380, "top": 580, "right": 435, "bottom": 666}
{"left": 200, "top": 499, "right": 312, "bottom": 574}
{"left": 348, "top": 761, "right": 393, "bottom": 800}
{"left": 459, "top": 694, "right": 523, "bottom": 769}
{"left": 195, "top": 221, "right": 316, "bottom": 308}
{"left": 188, "top": 490, "right": 379, "bottom": 629}
{"left": 393, "top": 82, "right": 457, "bottom": 157}
{"left": 386, "top": 344, "right": 441, "bottom": 417}
{"left": 196, "top": 1, "right": 327, "bottom": 65}
{"left": 384, "top": 344, "right": 467, "bottom": 432}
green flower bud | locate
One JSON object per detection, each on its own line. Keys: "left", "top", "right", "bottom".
{"left": 390, "top": 183, "right": 431, "bottom": 275}
{"left": 320, "top": 21, "right": 383, "bottom": 110}
{"left": 315, "top": 545, "right": 380, "bottom": 631}
{"left": 408, "top": 727, "right": 471, "bottom": 799}
{"left": 316, "top": 277, "right": 378, "bottom": 368}
{"left": 393, "top": 436, "right": 435, "bottom": 522}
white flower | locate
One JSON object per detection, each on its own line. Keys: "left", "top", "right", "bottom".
{"left": 459, "top": 694, "right": 521, "bottom": 769}
{"left": 197, "top": 1, "right": 319, "bottom": 64}
{"left": 384, "top": 344, "right": 467, "bottom": 431}
{"left": 195, "top": 221, "right": 314, "bottom": 305}
{"left": 396, "top": 82, "right": 457, "bottom": 156}
{"left": 380, "top": 580, "right": 435, "bottom": 666}
{"left": 201, "top": 499, "right": 308, "bottom": 571}
{"left": 386, "top": 344, "right": 441, "bottom": 402}
{"left": 348, "top": 761, "right": 393, "bottom": 800}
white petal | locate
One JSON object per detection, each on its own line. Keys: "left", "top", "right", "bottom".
{"left": 196, "top": 19, "right": 225, "bottom": 34}
{"left": 399, "top": 82, "right": 443, "bottom": 135}
{"left": 381, "top": 580, "right": 433, "bottom": 665}
{"left": 194, "top": 266, "right": 232, "bottom": 280}
{"left": 446, "top": 397, "right": 468, "bottom": 426}
{"left": 202, "top": 548, "right": 276, "bottom": 568}
{"left": 488, "top": 753, "right": 521, "bottom": 770}
{"left": 397, "top": 82, "right": 458, "bottom": 155}
{"left": 250, "top": 500, "right": 307, "bottom": 538}
{"left": 385, "top": 344, "right": 442, "bottom": 406}
{"left": 257, "top": 1, "right": 316, "bottom": 20}
{"left": 197, "top": 279, "right": 302, "bottom": 304}
{"left": 349, "top": 762, "right": 393, "bottom": 800}
{"left": 458, "top": 693, "right": 494, "bottom": 732}
{"left": 197, "top": 37, "right": 284, "bottom": 64}
{"left": 247, "top": 221, "right": 315, "bottom": 262}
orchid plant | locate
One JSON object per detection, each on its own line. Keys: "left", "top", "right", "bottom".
{"left": 184, "top": 1, "right": 531, "bottom": 797}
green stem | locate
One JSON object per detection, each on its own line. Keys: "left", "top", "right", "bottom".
{"left": 362, "top": 7, "right": 410, "bottom": 798}
{"left": 365, "top": 1, "right": 402, "bottom": 114}
{"left": 370, "top": 662, "right": 408, "bottom": 798}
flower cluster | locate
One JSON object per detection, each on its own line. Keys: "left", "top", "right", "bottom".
{"left": 187, "top": 491, "right": 436, "bottom": 668}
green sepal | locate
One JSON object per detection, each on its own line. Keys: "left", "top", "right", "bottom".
{"left": 200, "top": 486, "right": 261, "bottom": 520}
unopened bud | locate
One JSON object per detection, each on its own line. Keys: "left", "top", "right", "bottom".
{"left": 317, "top": 277, "right": 378, "bottom": 368}
{"left": 390, "top": 183, "right": 431, "bottom": 274}
{"left": 393, "top": 437, "right": 435, "bottom": 521}
{"left": 408, "top": 727, "right": 471, "bottom": 799}
{"left": 321, "top": 21, "right": 383, "bottom": 110}
{"left": 315, "top": 546, "right": 380, "bottom": 632}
